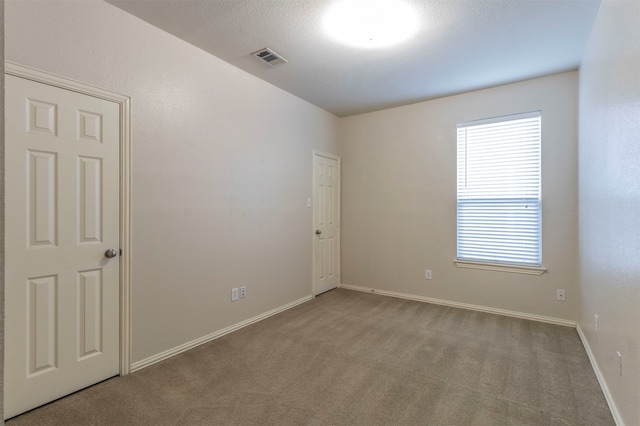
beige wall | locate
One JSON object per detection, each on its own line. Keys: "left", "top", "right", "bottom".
{"left": 1, "top": 0, "right": 5, "bottom": 422}
{"left": 578, "top": 0, "right": 640, "bottom": 424}
{"left": 5, "top": 0, "right": 339, "bottom": 363}
{"left": 340, "top": 72, "right": 579, "bottom": 321}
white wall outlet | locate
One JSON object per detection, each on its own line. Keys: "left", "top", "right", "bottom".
{"left": 425, "top": 269, "right": 432, "bottom": 280}
{"left": 595, "top": 314, "right": 599, "bottom": 331}
{"left": 306, "top": 197, "right": 312, "bottom": 208}
{"left": 231, "top": 287, "right": 239, "bottom": 302}
{"left": 556, "top": 289, "right": 565, "bottom": 302}
{"left": 240, "top": 286, "right": 246, "bottom": 299}
{"left": 617, "top": 351, "right": 622, "bottom": 376}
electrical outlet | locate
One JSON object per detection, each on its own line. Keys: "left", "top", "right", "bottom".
{"left": 425, "top": 269, "right": 432, "bottom": 280}
{"left": 595, "top": 314, "right": 599, "bottom": 332}
{"left": 240, "top": 286, "right": 246, "bottom": 299}
{"left": 556, "top": 289, "right": 565, "bottom": 302}
{"left": 231, "top": 287, "right": 239, "bottom": 302}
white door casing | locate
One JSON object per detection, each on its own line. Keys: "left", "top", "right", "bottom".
{"left": 312, "top": 151, "right": 340, "bottom": 296}
{"left": 4, "top": 63, "right": 131, "bottom": 419}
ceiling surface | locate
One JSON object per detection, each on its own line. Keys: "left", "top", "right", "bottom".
{"left": 106, "top": 0, "right": 602, "bottom": 117}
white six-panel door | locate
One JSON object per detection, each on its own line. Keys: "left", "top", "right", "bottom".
{"left": 313, "top": 152, "right": 340, "bottom": 295}
{"left": 4, "top": 74, "right": 120, "bottom": 419}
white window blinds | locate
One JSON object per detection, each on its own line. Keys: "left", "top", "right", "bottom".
{"left": 457, "top": 111, "right": 541, "bottom": 266}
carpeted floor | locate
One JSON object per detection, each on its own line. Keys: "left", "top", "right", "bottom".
{"left": 7, "top": 288, "right": 614, "bottom": 425}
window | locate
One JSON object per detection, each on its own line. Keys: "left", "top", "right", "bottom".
{"left": 456, "top": 111, "right": 541, "bottom": 268}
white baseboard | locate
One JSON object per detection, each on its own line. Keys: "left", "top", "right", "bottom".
{"left": 339, "top": 283, "right": 576, "bottom": 327}
{"left": 130, "top": 295, "right": 313, "bottom": 372}
{"left": 576, "top": 324, "right": 623, "bottom": 426}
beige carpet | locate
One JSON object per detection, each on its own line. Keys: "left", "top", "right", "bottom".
{"left": 8, "top": 288, "right": 614, "bottom": 425}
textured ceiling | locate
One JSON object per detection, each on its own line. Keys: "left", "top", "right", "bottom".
{"left": 106, "top": 0, "right": 601, "bottom": 117}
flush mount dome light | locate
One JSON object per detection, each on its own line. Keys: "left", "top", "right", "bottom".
{"left": 324, "top": 0, "right": 419, "bottom": 48}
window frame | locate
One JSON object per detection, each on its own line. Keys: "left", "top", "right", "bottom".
{"left": 455, "top": 111, "right": 546, "bottom": 275}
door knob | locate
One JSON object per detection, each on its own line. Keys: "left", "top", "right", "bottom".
{"left": 104, "top": 248, "right": 118, "bottom": 258}
{"left": 315, "top": 230, "right": 322, "bottom": 235}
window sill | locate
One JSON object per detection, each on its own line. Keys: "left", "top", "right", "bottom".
{"left": 454, "top": 260, "right": 546, "bottom": 275}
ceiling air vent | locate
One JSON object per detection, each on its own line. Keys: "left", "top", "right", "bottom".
{"left": 252, "top": 48, "right": 288, "bottom": 67}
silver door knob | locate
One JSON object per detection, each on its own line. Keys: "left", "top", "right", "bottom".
{"left": 315, "top": 230, "right": 322, "bottom": 235}
{"left": 104, "top": 248, "right": 118, "bottom": 258}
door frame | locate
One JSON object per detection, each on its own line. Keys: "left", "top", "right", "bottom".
{"left": 312, "top": 150, "right": 341, "bottom": 296}
{"left": 5, "top": 61, "right": 132, "bottom": 375}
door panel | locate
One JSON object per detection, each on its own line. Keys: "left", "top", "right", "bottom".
{"left": 313, "top": 153, "right": 340, "bottom": 295}
{"left": 5, "top": 74, "right": 120, "bottom": 419}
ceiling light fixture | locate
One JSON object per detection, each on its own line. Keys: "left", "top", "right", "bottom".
{"left": 324, "top": 0, "right": 419, "bottom": 49}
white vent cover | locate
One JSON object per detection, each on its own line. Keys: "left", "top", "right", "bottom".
{"left": 252, "top": 48, "right": 288, "bottom": 67}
